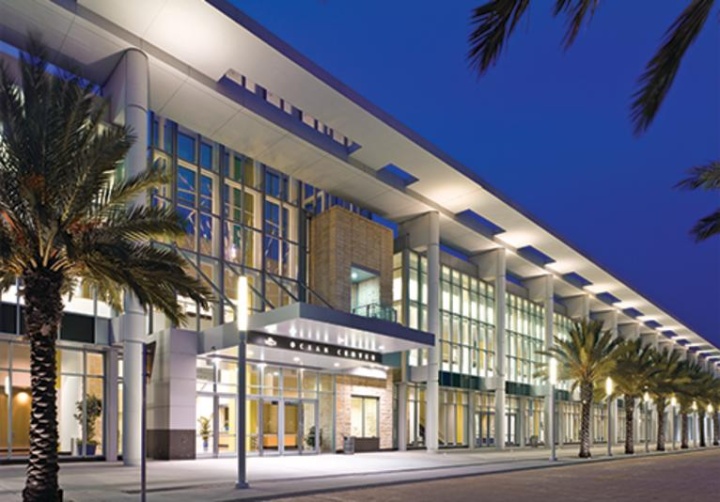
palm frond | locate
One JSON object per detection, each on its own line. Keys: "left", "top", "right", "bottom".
{"left": 676, "top": 161, "right": 720, "bottom": 191}
{"left": 468, "top": 0, "right": 531, "bottom": 76}
{"left": 690, "top": 209, "right": 720, "bottom": 242}
{"left": 74, "top": 241, "right": 212, "bottom": 324}
{"left": 553, "top": 0, "right": 600, "bottom": 49}
{"left": 630, "top": 0, "right": 715, "bottom": 135}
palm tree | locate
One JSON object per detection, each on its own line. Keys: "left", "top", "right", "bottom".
{"left": 674, "top": 360, "right": 706, "bottom": 449}
{"left": 542, "top": 318, "right": 621, "bottom": 458}
{"left": 0, "top": 42, "right": 211, "bottom": 501}
{"left": 691, "top": 371, "right": 720, "bottom": 447}
{"left": 645, "top": 348, "right": 686, "bottom": 451}
{"left": 676, "top": 161, "right": 720, "bottom": 241}
{"left": 611, "top": 339, "right": 654, "bottom": 454}
{"left": 467, "top": 0, "right": 718, "bottom": 236}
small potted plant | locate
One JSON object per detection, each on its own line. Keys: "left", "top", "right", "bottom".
{"left": 74, "top": 394, "right": 102, "bottom": 456}
{"left": 198, "top": 416, "right": 211, "bottom": 452}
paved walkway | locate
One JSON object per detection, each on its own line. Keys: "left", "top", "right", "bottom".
{"left": 280, "top": 449, "right": 720, "bottom": 502}
{"left": 0, "top": 444, "right": 713, "bottom": 501}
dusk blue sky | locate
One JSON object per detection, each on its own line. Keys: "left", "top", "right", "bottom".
{"left": 234, "top": 1, "right": 719, "bottom": 345}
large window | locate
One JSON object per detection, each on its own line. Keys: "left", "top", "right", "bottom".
{"left": 351, "top": 396, "right": 378, "bottom": 438}
{"left": 505, "top": 293, "right": 544, "bottom": 385}
{"left": 401, "top": 251, "right": 495, "bottom": 377}
{"left": 0, "top": 339, "right": 105, "bottom": 459}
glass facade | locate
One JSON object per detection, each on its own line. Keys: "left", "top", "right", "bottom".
{"left": 149, "top": 114, "right": 372, "bottom": 332}
{"left": 196, "top": 355, "right": 335, "bottom": 455}
{"left": 0, "top": 338, "right": 106, "bottom": 460}
{"left": 505, "top": 293, "right": 544, "bottom": 386}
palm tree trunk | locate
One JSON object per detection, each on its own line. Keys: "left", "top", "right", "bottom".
{"left": 655, "top": 397, "right": 666, "bottom": 451}
{"left": 699, "top": 410, "right": 706, "bottom": 447}
{"left": 22, "top": 269, "right": 64, "bottom": 502}
{"left": 713, "top": 411, "right": 719, "bottom": 446}
{"left": 579, "top": 382, "right": 593, "bottom": 458}
{"left": 624, "top": 394, "right": 635, "bottom": 454}
{"left": 681, "top": 412, "right": 689, "bottom": 449}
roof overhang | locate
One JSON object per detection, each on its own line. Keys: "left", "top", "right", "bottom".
{"left": 201, "top": 303, "right": 433, "bottom": 371}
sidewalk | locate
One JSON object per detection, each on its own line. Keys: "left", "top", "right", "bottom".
{"left": 0, "top": 444, "right": 708, "bottom": 502}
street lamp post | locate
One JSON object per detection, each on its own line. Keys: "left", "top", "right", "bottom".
{"left": 671, "top": 395, "right": 677, "bottom": 451}
{"left": 606, "top": 377, "right": 613, "bottom": 457}
{"left": 643, "top": 391, "right": 651, "bottom": 453}
{"left": 236, "top": 276, "right": 249, "bottom": 489}
{"left": 549, "top": 358, "right": 557, "bottom": 462}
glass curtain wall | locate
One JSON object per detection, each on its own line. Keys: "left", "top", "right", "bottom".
{"left": 401, "top": 251, "right": 495, "bottom": 378}
{"left": 196, "top": 354, "right": 334, "bottom": 456}
{"left": 0, "top": 338, "right": 105, "bottom": 459}
{"left": 505, "top": 293, "right": 544, "bottom": 386}
{"left": 149, "top": 114, "right": 372, "bottom": 329}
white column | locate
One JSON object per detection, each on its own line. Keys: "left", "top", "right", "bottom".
{"left": 493, "top": 249, "right": 507, "bottom": 450}
{"left": 105, "top": 348, "right": 119, "bottom": 461}
{"left": 524, "top": 274, "right": 553, "bottom": 453}
{"left": 106, "top": 48, "right": 150, "bottom": 466}
{"left": 426, "top": 212, "right": 440, "bottom": 452}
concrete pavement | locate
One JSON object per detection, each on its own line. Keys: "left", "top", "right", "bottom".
{"left": 0, "top": 444, "right": 714, "bottom": 501}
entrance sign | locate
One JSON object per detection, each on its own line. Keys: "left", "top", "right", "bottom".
{"left": 247, "top": 333, "right": 381, "bottom": 363}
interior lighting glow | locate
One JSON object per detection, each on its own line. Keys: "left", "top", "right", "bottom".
{"left": 549, "top": 358, "right": 557, "bottom": 385}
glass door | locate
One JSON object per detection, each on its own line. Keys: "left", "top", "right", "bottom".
{"left": 247, "top": 397, "right": 261, "bottom": 456}
{"left": 262, "top": 399, "right": 280, "bottom": 454}
{"left": 283, "top": 400, "right": 300, "bottom": 454}
{"left": 217, "top": 394, "right": 236, "bottom": 455}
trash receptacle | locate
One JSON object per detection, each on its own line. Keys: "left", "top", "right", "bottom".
{"left": 343, "top": 436, "right": 355, "bottom": 454}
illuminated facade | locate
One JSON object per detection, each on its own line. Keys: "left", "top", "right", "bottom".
{"left": 0, "top": 0, "right": 717, "bottom": 464}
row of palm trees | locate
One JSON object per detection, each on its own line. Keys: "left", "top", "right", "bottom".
{"left": 546, "top": 319, "right": 720, "bottom": 458}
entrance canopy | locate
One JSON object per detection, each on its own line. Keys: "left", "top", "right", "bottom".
{"left": 200, "top": 302, "right": 433, "bottom": 371}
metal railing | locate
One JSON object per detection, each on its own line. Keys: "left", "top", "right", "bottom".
{"left": 351, "top": 303, "right": 397, "bottom": 323}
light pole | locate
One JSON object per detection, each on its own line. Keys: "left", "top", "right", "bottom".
{"left": 236, "top": 275, "right": 249, "bottom": 489}
{"left": 549, "top": 357, "right": 557, "bottom": 462}
{"left": 692, "top": 401, "right": 698, "bottom": 448}
{"left": 643, "top": 391, "right": 651, "bottom": 453}
{"left": 606, "top": 377, "right": 613, "bottom": 457}
{"left": 671, "top": 395, "right": 677, "bottom": 451}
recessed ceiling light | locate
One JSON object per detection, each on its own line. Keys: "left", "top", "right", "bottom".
{"left": 293, "top": 356, "right": 300, "bottom": 362}
{"left": 333, "top": 362, "right": 340, "bottom": 367}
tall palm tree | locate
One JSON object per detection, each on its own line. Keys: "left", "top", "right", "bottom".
{"left": 676, "top": 161, "right": 720, "bottom": 241}
{"left": 691, "top": 370, "right": 719, "bottom": 448}
{"left": 467, "top": 0, "right": 718, "bottom": 236}
{"left": 645, "top": 348, "right": 686, "bottom": 451}
{"left": 674, "top": 360, "right": 706, "bottom": 449}
{"left": 542, "top": 318, "right": 621, "bottom": 458}
{"left": 0, "top": 43, "right": 211, "bottom": 501}
{"left": 611, "top": 339, "right": 654, "bottom": 454}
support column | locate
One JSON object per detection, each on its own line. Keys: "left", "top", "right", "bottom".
{"left": 105, "top": 348, "right": 120, "bottom": 461}
{"left": 426, "top": 212, "right": 440, "bottom": 452}
{"left": 476, "top": 249, "right": 507, "bottom": 450}
{"left": 105, "top": 48, "right": 150, "bottom": 466}
{"left": 595, "top": 310, "right": 618, "bottom": 447}
{"left": 526, "top": 274, "right": 554, "bottom": 453}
